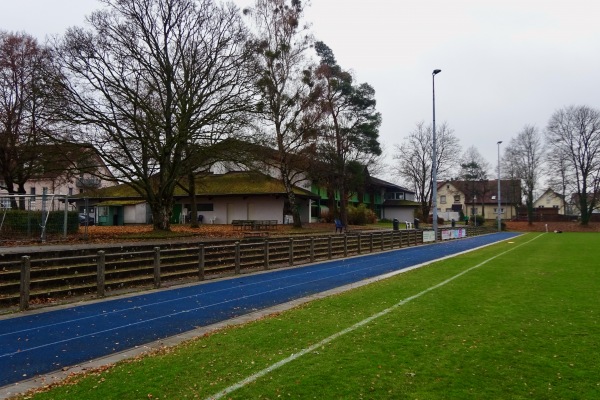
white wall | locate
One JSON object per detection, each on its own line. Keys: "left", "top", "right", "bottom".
{"left": 199, "top": 196, "right": 287, "bottom": 224}
{"left": 382, "top": 208, "right": 415, "bottom": 222}
{"left": 123, "top": 203, "right": 148, "bottom": 224}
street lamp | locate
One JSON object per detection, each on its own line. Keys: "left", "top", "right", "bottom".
{"left": 497, "top": 141, "right": 503, "bottom": 232}
{"left": 432, "top": 69, "right": 441, "bottom": 241}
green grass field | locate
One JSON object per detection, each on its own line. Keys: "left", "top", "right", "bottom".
{"left": 19, "top": 233, "right": 600, "bottom": 399}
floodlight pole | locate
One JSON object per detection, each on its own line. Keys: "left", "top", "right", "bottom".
{"left": 432, "top": 69, "right": 441, "bottom": 241}
{"left": 497, "top": 141, "right": 503, "bottom": 232}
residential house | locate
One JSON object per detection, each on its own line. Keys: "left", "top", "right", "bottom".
{"left": 570, "top": 192, "right": 600, "bottom": 216}
{"left": 436, "top": 179, "right": 522, "bottom": 221}
{"left": 0, "top": 144, "right": 114, "bottom": 216}
{"left": 533, "top": 188, "right": 567, "bottom": 214}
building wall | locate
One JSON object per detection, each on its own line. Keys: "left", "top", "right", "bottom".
{"left": 534, "top": 190, "right": 564, "bottom": 214}
{"left": 123, "top": 203, "right": 148, "bottom": 224}
{"left": 382, "top": 207, "right": 415, "bottom": 222}
{"left": 182, "top": 196, "right": 290, "bottom": 225}
{"left": 436, "top": 182, "right": 518, "bottom": 220}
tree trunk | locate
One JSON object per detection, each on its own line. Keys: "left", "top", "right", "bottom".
{"left": 339, "top": 186, "right": 348, "bottom": 227}
{"left": 188, "top": 172, "right": 199, "bottom": 228}
{"left": 17, "top": 185, "right": 27, "bottom": 210}
{"left": 579, "top": 197, "right": 590, "bottom": 225}
{"left": 151, "top": 197, "right": 174, "bottom": 231}
{"left": 526, "top": 191, "right": 534, "bottom": 225}
{"left": 327, "top": 188, "right": 337, "bottom": 221}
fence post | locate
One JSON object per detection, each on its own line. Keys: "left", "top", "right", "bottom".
{"left": 310, "top": 237, "right": 315, "bottom": 263}
{"left": 153, "top": 247, "right": 161, "bottom": 289}
{"left": 198, "top": 244, "right": 205, "bottom": 281}
{"left": 40, "top": 188, "right": 48, "bottom": 243}
{"left": 264, "top": 239, "right": 270, "bottom": 270}
{"left": 20, "top": 256, "right": 31, "bottom": 311}
{"left": 289, "top": 238, "right": 294, "bottom": 267}
{"left": 235, "top": 242, "right": 241, "bottom": 274}
{"left": 343, "top": 234, "right": 348, "bottom": 257}
{"left": 328, "top": 236, "right": 333, "bottom": 259}
{"left": 97, "top": 251, "right": 105, "bottom": 297}
{"left": 369, "top": 233, "right": 374, "bottom": 253}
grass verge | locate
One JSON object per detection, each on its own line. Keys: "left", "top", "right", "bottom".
{"left": 17, "top": 232, "right": 600, "bottom": 399}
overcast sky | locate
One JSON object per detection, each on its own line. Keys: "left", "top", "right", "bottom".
{"left": 1, "top": 0, "right": 599, "bottom": 183}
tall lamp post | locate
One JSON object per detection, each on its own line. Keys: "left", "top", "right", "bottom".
{"left": 497, "top": 141, "right": 503, "bottom": 232}
{"left": 431, "top": 69, "right": 441, "bottom": 241}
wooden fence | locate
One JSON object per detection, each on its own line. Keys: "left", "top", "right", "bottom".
{"left": 1, "top": 227, "right": 491, "bottom": 310}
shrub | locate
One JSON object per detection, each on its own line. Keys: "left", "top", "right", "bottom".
{"left": 0, "top": 210, "right": 78, "bottom": 236}
{"left": 347, "top": 204, "right": 377, "bottom": 225}
{"left": 473, "top": 215, "right": 485, "bottom": 226}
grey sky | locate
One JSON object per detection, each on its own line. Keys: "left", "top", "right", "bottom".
{"left": 1, "top": 0, "right": 599, "bottom": 182}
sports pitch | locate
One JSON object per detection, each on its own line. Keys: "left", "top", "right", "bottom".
{"left": 10, "top": 232, "right": 600, "bottom": 399}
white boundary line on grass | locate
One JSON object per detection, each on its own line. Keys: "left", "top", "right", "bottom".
{"left": 206, "top": 233, "right": 543, "bottom": 400}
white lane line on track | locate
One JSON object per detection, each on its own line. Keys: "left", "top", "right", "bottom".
{"left": 1, "top": 234, "right": 487, "bottom": 337}
{"left": 204, "top": 233, "right": 541, "bottom": 400}
{"left": 0, "top": 253, "right": 407, "bottom": 358}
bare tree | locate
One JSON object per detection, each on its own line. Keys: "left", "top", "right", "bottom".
{"left": 545, "top": 144, "right": 573, "bottom": 214}
{"left": 54, "top": 0, "right": 255, "bottom": 230}
{"left": 394, "top": 121, "right": 459, "bottom": 219}
{"left": 505, "top": 125, "right": 544, "bottom": 224}
{"left": 244, "top": 0, "right": 321, "bottom": 228}
{"left": 546, "top": 105, "right": 600, "bottom": 225}
{"left": 0, "top": 31, "right": 57, "bottom": 208}
{"left": 500, "top": 146, "right": 524, "bottom": 217}
{"left": 459, "top": 146, "right": 491, "bottom": 221}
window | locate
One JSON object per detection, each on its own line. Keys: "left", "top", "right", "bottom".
{"left": 454, "top": 195, "right": 461, "bottom": 203}
{"left": 197, "top": 203, "right": 214, "bottom": 212}
{"left": 440, "top": 195, "right": 446, "bottom": 204}
{"left": 384, "top": 192, "right": 405, "bottom": 200}
{"left": 30, "top": 187, "right": 36, "bottom": 196}
{"left": 68, "top": 187, "right": 73, "bottom": 196}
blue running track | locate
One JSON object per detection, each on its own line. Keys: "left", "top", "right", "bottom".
{"left": 0, "top": 232, "right": 519, "bottom": 387}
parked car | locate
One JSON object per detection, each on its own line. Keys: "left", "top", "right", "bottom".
{"left": 79, "top": 213, "right": 95, "bottom": 226}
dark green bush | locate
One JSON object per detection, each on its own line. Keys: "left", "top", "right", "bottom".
{"left": 0, "top": 210, "right": 79, "bottom": 236}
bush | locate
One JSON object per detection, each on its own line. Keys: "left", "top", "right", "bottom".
{"left": 0, "top": 210, "right": 79, "bottom": 236}
{"left": 474, "top": 215, "right": 485, "bottom": 226}
{"left": 347, "top": 204, "right": 377, "bottom": 225}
